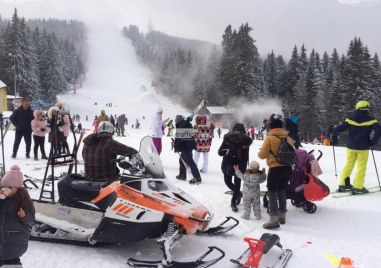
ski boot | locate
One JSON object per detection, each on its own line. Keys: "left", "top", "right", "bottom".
{"left": 337, "top": 177, "right": 353, "bottom": 192}
{"left": 352, "top": 187, "right": 369, "bottom": 194}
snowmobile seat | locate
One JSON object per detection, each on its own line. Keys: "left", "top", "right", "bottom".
{"left": 259, "top": 233, "right": 282, "bottom": 254}
{"left": 58, "top": 174, "right": 104, "bottom": 202}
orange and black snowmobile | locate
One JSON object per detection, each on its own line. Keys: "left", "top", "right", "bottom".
{"left": 30, "top": 113, "right": 238, "bottom": 268}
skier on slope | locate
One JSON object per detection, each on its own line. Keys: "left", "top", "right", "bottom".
{"left": 332, "top": 100, "right": 381, "bottom": 193}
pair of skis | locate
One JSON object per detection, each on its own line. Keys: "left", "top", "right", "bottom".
{"left": 331, "top": 186, "right": 381, "bottom": 198}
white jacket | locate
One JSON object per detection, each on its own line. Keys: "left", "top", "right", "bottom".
{"left": 152, "top": 113, "right": 165, "bottom": 138}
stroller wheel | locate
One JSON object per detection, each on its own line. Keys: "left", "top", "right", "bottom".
{"left": 291, "top": 199, "right": 303, "bottom": 208}
{"left": 303, "top": 202, "right": 317, "bottom": 213}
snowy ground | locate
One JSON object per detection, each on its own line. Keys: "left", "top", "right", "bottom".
{"left": 3, "top": 23, "right": 381, "bottom": 268}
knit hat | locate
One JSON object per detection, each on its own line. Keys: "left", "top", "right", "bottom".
{"left": 1, "top": 165, "right": 24, "bottom": 188}
{"left": 248, "top": 161, "right": 260, "bottom": 172}
{"left": 269, "top": 118, "right": 283, "bottom": 129}
{"left": 196, "top": 115, "right": 207, "bottom": 125}
{"left": 175, "top": 115, "right": 184, "bottom": 124}
{"left": 157, "top": 106, "right": 163, "bottom": 113}
{"left": 232, "top": 123, "right": 246, "bottom": 134}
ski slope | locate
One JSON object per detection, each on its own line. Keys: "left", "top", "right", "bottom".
{"left": 3, "top": 23, "right": 381, "bottom": 268}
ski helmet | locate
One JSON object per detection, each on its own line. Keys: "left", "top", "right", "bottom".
{"left": 98, "top": 121, "right": 114, "bottom": 134}
{"left": 355, "top": 100, "right": 370, "bottom": 110}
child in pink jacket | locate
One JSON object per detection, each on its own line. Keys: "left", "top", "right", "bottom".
{"left": 31, "top": 110, "right": 49, "bottom": 160}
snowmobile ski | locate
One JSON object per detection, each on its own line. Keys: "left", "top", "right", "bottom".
{"left": 127, "top": 246, "right": 225, "bottom": 268}
{"left": 331, "top": 186, "right": 381, "bottom": 198}
{"left": 230, "top": 233, "right": 292, "bottom": 268}
{"left": 197, "top": 216, "right": 239, "bottom": 236}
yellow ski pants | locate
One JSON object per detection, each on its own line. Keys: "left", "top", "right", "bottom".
{"left": 340, "top": 148, "right": 369, "bottom": 189}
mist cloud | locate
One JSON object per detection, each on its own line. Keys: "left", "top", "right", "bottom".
{"left": 1, "top": 0, "right": 380, "bottom": 58}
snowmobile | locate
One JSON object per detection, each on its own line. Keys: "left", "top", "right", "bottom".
{"left": 30, "top": 110, "right": 238, "bottom": 267}
{"left": 230, "top": 233, "right": 292, "bottom": 268}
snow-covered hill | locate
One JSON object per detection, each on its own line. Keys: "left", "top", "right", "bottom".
{"left": 3, "top": 23, "right": 381, "bottom": 268}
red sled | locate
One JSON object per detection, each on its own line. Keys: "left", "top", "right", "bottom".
{"left": 304, "top": 173, "right": 330, "bottom": 202}
{"left": 231, "top": 233, "right": 292, "bottom": 268}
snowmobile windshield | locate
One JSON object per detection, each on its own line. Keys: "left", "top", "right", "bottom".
{"left": 138, "top": 136, "right": 165, "bottom": 178}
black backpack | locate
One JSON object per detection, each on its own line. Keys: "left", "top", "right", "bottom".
{"left": 271, "top": 136, "right": 296, "bottom": 165}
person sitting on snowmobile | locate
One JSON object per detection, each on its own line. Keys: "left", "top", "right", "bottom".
{"left": 82, "top": 121, "right": 138, "bottom": 182}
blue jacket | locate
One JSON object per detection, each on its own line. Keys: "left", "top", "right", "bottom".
{"left": 333, "top": 110, "right": 381, "bottom": 150}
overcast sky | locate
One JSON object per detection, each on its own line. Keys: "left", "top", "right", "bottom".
{"left": 1, "top": 0, "right": 380, "bottom": 58}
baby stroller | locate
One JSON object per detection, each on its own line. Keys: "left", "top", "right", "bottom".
{"left": 263, "top": 149, "right": 329, "bottom": 214}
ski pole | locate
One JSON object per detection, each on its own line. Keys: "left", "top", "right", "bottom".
{"left": 332, "top": 144, "right": 338, "bottom": 180}
{"left": 370, "top": 147, "right": 381, "bottom": 191}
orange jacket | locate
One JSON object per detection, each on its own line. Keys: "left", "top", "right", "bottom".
{"left": 258, "top": 128, "right": 294, "bottom": 168}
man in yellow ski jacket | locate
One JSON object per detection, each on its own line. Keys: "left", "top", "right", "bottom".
{"left": 333, "top": 101, "right": 381, "bottom": 193}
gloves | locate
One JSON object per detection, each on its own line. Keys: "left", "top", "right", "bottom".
{"left": 0, "top": 187, "right": 12, "bottom": 199}
{"left": 40, "top": 128, "right": 46, "bottom": 132}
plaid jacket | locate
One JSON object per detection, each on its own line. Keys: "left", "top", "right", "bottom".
{"left": 82, "top": 134, "right": 138, "bottom": 181}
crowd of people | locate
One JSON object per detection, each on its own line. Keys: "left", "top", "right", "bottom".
{"left": 1, "top": 99, "right": 380, "bottom": 266}
{"left": 151, "top": 100, "right": 381, "bottom": 230}
{"left": 9, "top": 99, "right": 73, "bottom": 160}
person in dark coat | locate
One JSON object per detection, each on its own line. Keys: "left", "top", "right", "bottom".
{"left": 47, "top": 106, "right": 65, "bottom": 155}
{"left": 285, "top": 112, "right": 301, "bottom": 149}
{"left": 217, "top": 128, "right": 222, "bottom": 138}
{"left": 82, "top": 121, "right": 138, "bottom": 182}
{"left": 110, "top": 115, "right": 116, "bottom": 127}
{"left": 0, "top": 165, "right": 35, "bottom": 266}
{"left": 332, "top": 100, "right": 381, "bottom": 193}
{"left": 218, "top": 123, "right": 252, "bottom": 212}
{"left": 174, "top": 115, "right": 202, "bottom": 184}
{"left": 117, "top": 114, "right": 126, "bottom": 136}
{"left": 10, "top": 98, "right": 34, "bottom": 159}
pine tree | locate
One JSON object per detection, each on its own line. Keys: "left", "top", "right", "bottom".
{"left": 328, "top": 55, "right": 347, "bottom": 124}
{"left": 229, "top": 23, "right": 262, "bottom": 100}
{"left": 205, "top": 45, "right": 223, "bottom": 105}
{"left": 343, "top": 37, "right": 373, "bottom": 112}
{"left": 263, "top": 51, "right": 278, "bottom": 97}
{"left": 371, "top": 53, "right": 381, "bottom": 118}
{"left": 39, "top": 33, "right": 67, "bottom": 103}
{"left": 282, "top": 45, "right": 300, "bottom": 112}
{"left": 299, "top": 44, "right": 308, "bottom": 73}
{"left": 220, "top": 25, "right": 236, "bottom": 103}
{"left": 298, "top": 50, "right": 322, "bottom": 140}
